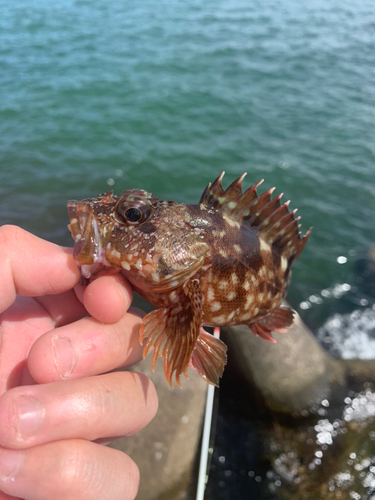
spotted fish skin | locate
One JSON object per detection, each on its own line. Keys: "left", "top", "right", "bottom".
{"left": 67, "top": 173, "right": 311, "bottom": 387}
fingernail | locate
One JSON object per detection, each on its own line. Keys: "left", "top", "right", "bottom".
{"left": 14, "top": 396, "right": 45, "bottom": 440}
{"left": 52, "top": 335, "right": 78, "bottom": 378}
{"left": 0, "top": 448, "right": 24, "bottom": 482}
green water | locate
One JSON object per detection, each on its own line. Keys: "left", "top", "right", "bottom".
{"left": 1, "top": 0, "right": 375, "bottom": 320}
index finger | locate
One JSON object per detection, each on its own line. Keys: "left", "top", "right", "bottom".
{"left": 0, "top": 226, "right": 80, "bottom": 314}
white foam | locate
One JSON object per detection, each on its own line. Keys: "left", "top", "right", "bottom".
{"left": 318, "top": 308, "right": 375, "bottom": 359}
{"left": 343, "top": 390, "right": 375, "bottom": 422}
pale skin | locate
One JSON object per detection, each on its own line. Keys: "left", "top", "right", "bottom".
{"left": 0, "top": 225, "right": 158, "bottom": 500}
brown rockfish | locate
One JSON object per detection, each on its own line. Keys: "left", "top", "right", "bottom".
{"left": 67, "top": 172, "right": 311, "bottom": 387}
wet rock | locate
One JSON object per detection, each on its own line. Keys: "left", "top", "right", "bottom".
{"left": 222, "top": 313, "right": 331, "bottom": 414}
{"left": 216, "top": 310, "right": 375, "bottom": 499}
{"left": 222, "top": 311, "right": 375, "bottom": 415}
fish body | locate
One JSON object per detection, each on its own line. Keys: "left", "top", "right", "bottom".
{"left": 67, "top": 173, "right": 311, "bottom": 387}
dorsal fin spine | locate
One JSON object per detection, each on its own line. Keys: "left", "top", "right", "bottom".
{"left": 230, "top": 180, "right": 264, "bottom": 217}
{"left": 250, "top": 191, "right": 283, "bottom": 226}
{"left": 199, "top": 172, "right": 311, "bottom": 260}
{"left": 258, "top": 197, "right": 287, "bottom": 230}
{"left": 244, "top": 188, "right": 275, "bottom": 224}
{"left": 276, "top": 216, "right": 300, "bottom": 240}
{"left": 211, "top": 171, "right": 225, "bottom": 194}
{"left": 264, "top": 206, "right": 294, "bottom": 236}
{"left": 274, "top": 218, "right": 305, "bottom": 257}
{"left": 226, "top": 172, "right": 247, "bottom": 195}
{"left": 199, "top": 183, "right": 211, "bottom": 207}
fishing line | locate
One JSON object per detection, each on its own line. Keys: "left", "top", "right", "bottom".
{"left": 196, "top": 327, "right": 220, "bottom": 500}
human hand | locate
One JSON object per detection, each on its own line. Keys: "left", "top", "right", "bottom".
{"left": 0, "top": 225, "right": 158, "bottom": 500}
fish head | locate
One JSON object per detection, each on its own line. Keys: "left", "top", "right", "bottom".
{"left": 67, "top": 188, "right": 158, "bottom": 284}
{"left": 67, "top": 188, "right": 208, "bottom": 290}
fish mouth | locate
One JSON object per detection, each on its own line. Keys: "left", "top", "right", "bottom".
{"left": 67, "top": 200, "right": 112, "bottom": 283}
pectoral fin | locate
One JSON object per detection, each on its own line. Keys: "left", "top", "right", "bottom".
{"left": 139, "top": 279, "right": 203, "bottom": 387}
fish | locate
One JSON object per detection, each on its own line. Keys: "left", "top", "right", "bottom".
{"left": 67, "top": 172, "right": 311, "bottom": 387}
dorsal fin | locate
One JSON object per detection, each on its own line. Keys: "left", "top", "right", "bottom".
{"left": 199, "top": 172, "right": 262, "bottom": 213}
{"left": 199, "top": 172, "right": 311, "bottom": 260}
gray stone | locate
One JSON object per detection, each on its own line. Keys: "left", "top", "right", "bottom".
{"left": 222, "top": 313, "right": 331, "bottom": 413}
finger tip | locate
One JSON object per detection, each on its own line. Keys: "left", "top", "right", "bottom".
{"left": 83, "top": 275, "right": 133, "bottom": 323}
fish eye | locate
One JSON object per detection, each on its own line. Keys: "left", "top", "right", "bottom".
{"left": 115, "top": 197, "right": 153, "bottom": 225}
{"left": 124, "top": 207, "right": 142, "bottom": 222}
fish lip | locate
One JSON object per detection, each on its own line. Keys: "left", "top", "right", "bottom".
{"left": 67, "top": 200, "right": 95, "bottom": 259}
{"left": 66, "top": 200, "right": 106, "bottom": 280}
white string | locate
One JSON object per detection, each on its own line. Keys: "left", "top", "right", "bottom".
{"left": 196, "top": 327, "right": 220, "bottom": 500}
